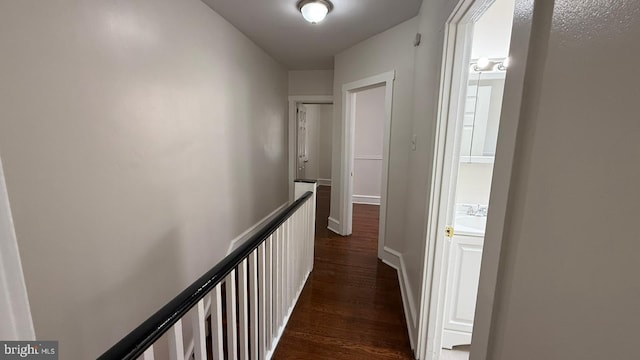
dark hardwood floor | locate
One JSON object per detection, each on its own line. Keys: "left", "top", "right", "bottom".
{"left": 272, "top": 186, "right": 414, "bottom": 359}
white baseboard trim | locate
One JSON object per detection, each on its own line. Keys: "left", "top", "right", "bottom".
{"left": 381, "top": 246, "right": 418, "bottom": 352}
{"left": 227, "top": 202, "right": 289, "bottom": 255}
{"left": 327, "top": 216, "right": 341, "bottom": 235}
{"left": 380, "top": 246, "right": 401, "bottom": 269}
{"left": 317, "top": 178, "right": 332, "bottom": 187}
{"left": 352, "top": 194, "right": 381, "bottom": 205}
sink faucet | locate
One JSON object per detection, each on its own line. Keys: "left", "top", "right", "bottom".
{"left": 465, "top": 204, "right": 488, "bottom": 216}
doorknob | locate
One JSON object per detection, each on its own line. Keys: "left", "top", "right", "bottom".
{"left": 445, "top": 226, "right": 454, "bottom": 238}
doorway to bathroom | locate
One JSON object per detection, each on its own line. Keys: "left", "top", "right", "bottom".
{"left": 418, "top": 0, "right": 516, "bottom": 359}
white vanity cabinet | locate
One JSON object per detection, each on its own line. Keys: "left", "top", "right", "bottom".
{"left": 442, "top": 233, "right": 484, "bottom": 349}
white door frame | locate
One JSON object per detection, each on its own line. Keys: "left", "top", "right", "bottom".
{"left": 288, "top": 95, "right": 333, "bottom": 200}
{"left": 0, "top": 156, "right": 35, "bottom": 340}
{"left": 339, "top": 71, "right": 395, "bottom": 261}
{"left": 416, "top": 0, "right": 535, "bottom": 359}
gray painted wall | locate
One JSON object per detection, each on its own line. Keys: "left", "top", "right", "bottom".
{"left": 288, "top": 70, "right": 334, "bottom": 96}
{"left": 487, "top": 0, "right": 640, "bottom": 358}
{"left": 0, "top": 0, "right": 288, "bottom": 358}
{"left": 331, "top": 17, "right": 418, "bottom": 252}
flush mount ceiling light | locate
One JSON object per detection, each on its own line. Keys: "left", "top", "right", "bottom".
{"left": 297, "top": 0, "right": 333, "bottom": 24}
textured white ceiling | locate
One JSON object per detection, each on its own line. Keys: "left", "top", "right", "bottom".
{"left": 201, "top": 0, "right": 422, "bottom": 70}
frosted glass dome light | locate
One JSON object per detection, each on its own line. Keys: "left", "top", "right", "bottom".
{"left": 298, "top": 0, "right": 333, "bottom": 24}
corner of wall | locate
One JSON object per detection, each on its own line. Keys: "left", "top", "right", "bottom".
{"left": 226, "top": 202, "right": 289, "bottom": 255}
{"left": 380, "top": 246, "right": 419, "bottom": 354}
{"left": 327, "top": 217, "right": 341, "bottom": 235}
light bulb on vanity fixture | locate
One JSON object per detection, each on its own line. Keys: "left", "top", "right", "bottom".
{"left": 496, "top": 58, "right": 509, "bottom": 71}
{"left": 297, "top": 0, "right": 333, "bottom": 24}
{"left": 472, "top": 57, "right": 510, "bottom": 72}
{"left": 477, "top": 57, "right": 490, "bottom": 69}
{"left": 472, "top": 57, "right": 491, "bottom": 72}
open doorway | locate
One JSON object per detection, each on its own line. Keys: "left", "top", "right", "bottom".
{"left": 352, "top": 85, "right": 385, "bottom": 207}
{"left": 418, "top": 0, "right": 516, "bottom": 359}
{"left": 338, "top": 71, "right": 394, "bottom": 260}
{"left": 288, "top": 95, "right": 333, "bottom": 200}
{"left": 295, "top": 103, "right": 333, "bottom": 186}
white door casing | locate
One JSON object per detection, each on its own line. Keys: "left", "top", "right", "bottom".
{"left": 0, "top": 156, "right": 35, "bottom": 340}
{"left": 296, "top": 105, "right": 308, "bottom": 179}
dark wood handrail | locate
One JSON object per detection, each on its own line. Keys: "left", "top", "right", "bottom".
{"left": 98, "top": 191, "right": 314, "bottom": 360}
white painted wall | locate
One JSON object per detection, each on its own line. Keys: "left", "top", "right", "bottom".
{"left": 0, "top": 0, "right": 287, "bottom": 358}
{"left": 353, "top": 86, "right": 385, "bottom": 202}
{"left": 456, "top": 163, "right": 494, "bottom": 205}
{"left": 471, "top": 0, "right": 516, "bottom": 59}
{"left": 288, "top": 70, "right": 334, "bottom": 96}
{"left": 302, "top": 104, "right": 333, "bottom": 181}
{"left": 331, "top": 17, "right": 418, "bottom": 250}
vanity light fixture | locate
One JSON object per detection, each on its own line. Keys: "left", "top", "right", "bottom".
{"left": 297, "top": 0, "right": 333, "bottom": 24}
{"left": 472, "top": 57, "right": 510, "bottom": 72}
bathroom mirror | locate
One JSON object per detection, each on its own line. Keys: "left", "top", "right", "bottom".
{"left": 459, "top": 64, "right": 506, "bottom": 163}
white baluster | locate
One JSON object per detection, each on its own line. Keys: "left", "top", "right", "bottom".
{"left": 282, "top": 219, "right": 288, "bottom": 313}
{"left": 309, "top": 200, "right": 314, "bottom": 272}
{"left": 292, "top": 212, "right": 297, "bottom": 294}
{"left": 257, "top": 243, "right": 266, "bottom": 360}
{"left": 280, "top": 220, "right": 291, "bottom": 320}
{"left": 210, "top": 285, "right": 224, "bottom": 359}
{"left": 265, "top": 235, "right": 273, "bottom": 350}
{"left": 237, "top": 260, "right": 249, "bottom": 359}
{"left": 168, "top": 320, "right": 185, "bottom": 360}
{"left": 287, "top": 218, "right": 293, "bottom": 309}
{"left": 226, "top": 270, "right": 238, "bottom": 360}
{"left": 291, "top": 211, "right": 302, "bottom": 290}
{"left": 305, "top": 201, "right": 310, "bottom": 275}
{"left": 272, "top": 228, "right": 280, "bottom": 338}
{"left": 192, "top": 299, "right": 207, "bottom": 360}
{"left": 248, "top": 251, "right": 259, "bottom": 360}
{"left": 139, "top": 346, "right": 154, "bottom": 360}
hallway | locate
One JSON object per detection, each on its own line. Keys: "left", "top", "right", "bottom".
{"left": 273, "top": 186, "right": 414, "bottom": 359}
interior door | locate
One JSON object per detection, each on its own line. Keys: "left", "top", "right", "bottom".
{"left": 441, "top": 82, "right": 495, "bottom": 349}
{"left": 296, "top": 104, "right": 308, "bottom": 179}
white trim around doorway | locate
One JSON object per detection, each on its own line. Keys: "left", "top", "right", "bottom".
{"left": 339, "top": 71, "right": 395, "bottom": 264}
{"left": 287, "top": 95, "right": 333, "bottom": 201}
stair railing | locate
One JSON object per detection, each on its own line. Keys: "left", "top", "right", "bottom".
{"left": 99, "top": 180, "right": 317, "bottom": 360}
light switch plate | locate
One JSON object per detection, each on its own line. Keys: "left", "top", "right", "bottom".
{"left": 411, "top": 134, "right": 417, "bottom": 151}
